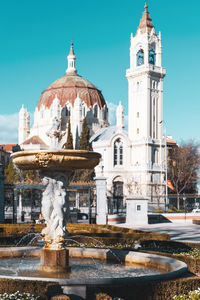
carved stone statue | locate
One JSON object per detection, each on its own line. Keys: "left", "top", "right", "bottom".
{"left": 48, "top": 116, "right": 60, "bottom": 133}
{"left": 50, "top": 181, "right": 67, "bottom": 241}
{"left": 41, "top": 177, "right": 54, "bottom": 238}
{"left": 40, "top": 173, "right": 69, "bottom": 249}
{"left": 46, "top": 117, "right": 65, "bottom": 149}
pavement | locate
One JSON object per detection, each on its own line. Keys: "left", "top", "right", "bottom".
{"left": 118, "top": 223, "right": 200, "bottom": 243}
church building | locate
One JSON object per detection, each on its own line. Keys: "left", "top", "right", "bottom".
{"left": 18, "top": 43, "right": 109, "bottom": 150}
{"left": 18, "top": 2, "right": 166, "bottom": 210}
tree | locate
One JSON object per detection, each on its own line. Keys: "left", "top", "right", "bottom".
{"left": 168, "top": 141, "right": 200, "bottom": 209}
{"left": 62, "top": 118, "right": 73, "bottom": 149}
{"left": 4, "top": 160, "right": 20, "bottom": 184}
{"left": 5, "top": 160, "right": 40, "bottom": 184}
{"left": 71, "top": 118, "right": 94, "bottom": 182}
{"left": 78, "top": 117, "right": 92, "bottom": 151}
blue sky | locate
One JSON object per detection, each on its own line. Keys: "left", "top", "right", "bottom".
{"left": 0, "top": 0, "right": 199, "bottom": 144}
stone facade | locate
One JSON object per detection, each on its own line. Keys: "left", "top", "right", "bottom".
{"left": 91, "top": 3, "right": 167, "bottom": 210}
{"left": 18, "top": 43, "right": 109, "bottom": 150}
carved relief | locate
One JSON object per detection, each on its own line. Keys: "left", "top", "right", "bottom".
{"left": 34, "top": 153, "right": 53, "bottom": 168}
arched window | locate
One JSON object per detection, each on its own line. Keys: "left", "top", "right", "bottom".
{"left": 66, "top": 105, "right": 71, "bottom": 117}
{"left": 149, "top": 48, "right": 155, "bottom": 65}
{"left": 82, "top": 105, "right": 86, "bottom": 117}
{"left": 114, "top": 139, "right": 123, "bottom": 166}
{"left": 94, "top": 105, "right": 98, "bottom": 118}
{"left": 137, "top": 49, "right": 144, "bottom": 66}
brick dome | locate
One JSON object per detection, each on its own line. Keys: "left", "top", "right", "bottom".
{"left": 37, "top": 73, "right": 106, "bottom": 111}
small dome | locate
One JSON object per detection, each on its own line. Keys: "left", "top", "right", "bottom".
{"left": 37, "top": 73, "right": 106, "bottom": 111}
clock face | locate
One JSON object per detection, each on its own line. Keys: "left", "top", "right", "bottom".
{"left": 137, "top": 49, "right": 144, "bottom": 66}
{"left": 149, "top": 49, "right": 155, "bottom": 65}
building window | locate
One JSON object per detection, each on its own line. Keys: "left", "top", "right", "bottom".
{"left": 149, "top": 48, "right": 155, "bottom": 65}
{"left": 114, "top": 139, "right": 123, "bottom": 166}
{"left": 66, "top": 106, "right": 71, "bottom": 117}
{"left": 137, "top": 128, "right": 139, "bottom": 134}
{"left": 94, "top": 105, "right": 98, "bottom": 118}
{"left": 137, "top": 205, "right": 141, "bottom": 211}
{"left": 82, "top": 105, "right": 86, "bottom": 117}
{"left": 137, "top": 49, "right": 144, "bottom": 66}
{"left": 137, "top": 112, "right": 139, "bottom": 118}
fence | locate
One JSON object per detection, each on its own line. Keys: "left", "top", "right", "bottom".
{"left": 4, "top": 183, "right": 96, "bottom": 224}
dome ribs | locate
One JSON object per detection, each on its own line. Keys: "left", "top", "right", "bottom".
{"left": 37, "top": 74, "right": 106, "bottom": 111}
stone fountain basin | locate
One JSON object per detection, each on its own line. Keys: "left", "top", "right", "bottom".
{"left": 0, "top": 247, "right": 187, "bottom": 284}
{"left": 11, "top": 150, "right": 101, "bottom": 171}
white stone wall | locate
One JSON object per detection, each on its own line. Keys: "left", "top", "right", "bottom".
{"left": 19, "top": 95, "right": 109, "bottom": 149}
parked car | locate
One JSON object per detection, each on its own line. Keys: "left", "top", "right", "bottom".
{"left": 77, "top": 212, "right": 88, "bottom": 220}
{"left": 192, "top": 208, "right": 200, "bottom": 213}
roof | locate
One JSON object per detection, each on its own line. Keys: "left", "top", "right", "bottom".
{"left": 166, "top": 137, "right": 177, "bottom": 146}
{"left": 69, "top": 42, "right": 75, "bottom": 56}
{"left": 22, "top": 136, "right": 47, "bottom": 146}
{"left": 0, "top": 144, "right": 18, "bottom": 152}
{"left": 90, "top": 126, "right": 128, "bottom": 143}
{"left": 137, "top": 2, "right": 155, "bottom": 34}
{"left": 37, "top": 73, "right": 106, "bottom": 111}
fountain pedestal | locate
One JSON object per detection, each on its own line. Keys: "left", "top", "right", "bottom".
{"left": 39, "top": 248, "right": 71, "bottom": 273}
{"left": 11, "top": 149, "right": 101, "bottom": 274}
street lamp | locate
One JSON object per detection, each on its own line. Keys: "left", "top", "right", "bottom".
{"left": 183, "top": 196, "right": 186, "bottom": 222}
{"left": 159, "top": 120, "right": 168, "bottom": 212}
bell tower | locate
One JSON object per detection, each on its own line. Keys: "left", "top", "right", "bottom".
{"left": 126, "top": 2, "right": 166, "bottom": 205}
{"left": 127, "top": 1, "right": 166, "bottom": 142}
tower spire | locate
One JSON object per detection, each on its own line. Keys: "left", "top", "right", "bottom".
{"left": 69, "top": 41, "right": 75, "bottom": 55}
{"left": 136, "top": 1, "right": 155, "bottom": 35}
{"left": 66, "top": 41, "right": 77, "bottom": 74}
{"left": 144, "top": 1, "right": 148, "bottom": 12}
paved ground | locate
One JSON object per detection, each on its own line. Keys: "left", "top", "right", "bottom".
{"left": 119, "top": 223, "right": 200, "bottom": 243}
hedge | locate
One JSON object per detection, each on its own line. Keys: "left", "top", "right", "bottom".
{"left": 0, "top": 276, "right": 200, "bottom": 300}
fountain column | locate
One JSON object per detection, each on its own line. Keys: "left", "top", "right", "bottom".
{"left": 39, "top": 170, "right": 71, "bottom": 273}
{"left": 11, "top": 149, "right": 101, "bottom": 274}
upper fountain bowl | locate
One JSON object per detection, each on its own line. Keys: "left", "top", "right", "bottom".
{"left": 11, "top": 150, "right": 101, "bottom": 172}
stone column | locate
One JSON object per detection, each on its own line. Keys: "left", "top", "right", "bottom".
{"left": 126, "top": 197, "right": 149, "bottom": 226}
{"left": 95, "top": 176, "right": 107, "bottom": 225}
{"left": 75, "top": 191, "right": 80, "bottom": 210}
{"left": 17, "top": 190, "right": 22, "bottom": 223}
{"left": 13, "top": 189, "right": 18, "bottom": 224}
{"left": 0, "top": 164, "right": 5, "bottom": 223}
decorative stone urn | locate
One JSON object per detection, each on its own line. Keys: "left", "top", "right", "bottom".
{"left": 11, "top": 150, "right": 101, "bottom": 273}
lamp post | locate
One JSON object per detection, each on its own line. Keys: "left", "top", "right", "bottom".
{"left": 159, "top": 120, "right": 168, "bottom": 212}
{"left": 183, "top": 196, "right": 186, "bottom": 222}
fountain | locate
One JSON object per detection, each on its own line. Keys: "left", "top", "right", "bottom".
{"left": 11, "top": 148, "right": 100, "bottom": 274}
{"left": 9, "top": 125, "right": 188, "bottom": 299}
{"left": 11, "top": 116, "right": 100, "bottom": 275}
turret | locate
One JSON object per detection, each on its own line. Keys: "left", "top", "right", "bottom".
{"left": 18, "top": 105, "right": 30, "bottom": 144}
{"left": 72, "top": 93, "right": 82, "bottom": 148}
{"left": 51, "top": 94, "right": 61, "bottom": 118}
{"left": 66, "top": 42, "right": 77, "bottom": 74}
{"left": 116, "top": 101, "right": 124, "bottom": 129}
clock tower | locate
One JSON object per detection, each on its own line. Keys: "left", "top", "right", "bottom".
{"left": 126, "top": 2, "right": 166, "bottom": 207}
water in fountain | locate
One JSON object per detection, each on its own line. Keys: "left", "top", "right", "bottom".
{"left": 0, "top": 257, "right": 162, "bottom": 279}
